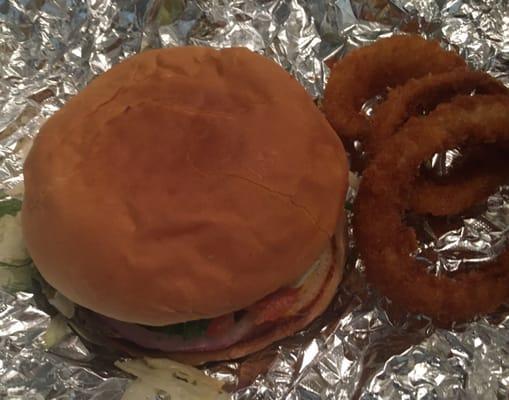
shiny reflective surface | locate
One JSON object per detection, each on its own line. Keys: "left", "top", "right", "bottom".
{"left": 1, "top": 0, "right": 508, "bottom": 398}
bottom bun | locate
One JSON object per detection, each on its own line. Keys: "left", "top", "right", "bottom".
{"left": 102, "top": 216, "right": 347, "bottom": 365}
{"left": 170, "top": 251, "right": 343, "bottom": 365}
{"left": 115, "top": 224, "right": 346, "bottom": 365}
{"left": 175, "top": 214, "right": 348, "bottom": 365}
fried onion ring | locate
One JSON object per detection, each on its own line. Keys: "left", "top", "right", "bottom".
{"left": 368, "top": 69, "right": 509, "bottom": 215}
{"left": 322, "top": 35, "right": 465, "bottom": 139}
{"left": 368, "top": 69, "right": 508, "bottom": 154}
{"left": 354, "top": 95, "right": 509, "bottom": 324}
{"left": 409, "top": 155, "right": 509, "bottom": 215}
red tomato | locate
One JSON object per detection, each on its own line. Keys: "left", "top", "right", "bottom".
{"left": 249, "top": 288, "right": 299, "bottom": 325}
{"left": 206, "top": 313, "right": 236, "bottom": 337}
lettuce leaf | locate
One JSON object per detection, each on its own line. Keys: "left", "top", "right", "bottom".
{"left": 0, "top": 199, "right": 34, "bottom": 292}
{"left": 143, "top": 319, "right": 210, "bottom": 340}
{"left": 0, "top": 262, "right": 35, "bottom": 293}
{"left": 0, "top": 198, "right": 22, "bottom": 217}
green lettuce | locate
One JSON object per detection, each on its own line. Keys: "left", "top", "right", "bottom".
{"left": 0, "top": 262, "right": 35, "bottom": 293}
{"left": 143, "top": 319, "right": 210, "bottom": 340}
{"left": 0, "top": 198, "right": 22, "bottom": 217}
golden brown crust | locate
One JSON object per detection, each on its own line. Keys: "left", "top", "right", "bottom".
{"left": 354, "top": 95, "right": 509, "bottom": 324}
{"left": 367, "top": 68, "right": 508, "bottom": 154}
{"left": 22, "top": 47, "right": 348, "bottom": 326}
{"left": 409, "top": 155, "right": 509, "bottom": 216}
{"left": 366, "top": 68, "right": 509, "bottom": 216}
{"left": 323, "top": 35, "right": 465, "bottom": 139}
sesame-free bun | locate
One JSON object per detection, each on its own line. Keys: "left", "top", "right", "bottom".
{"left": 22, "top": 46, "right": 348, "bottom": 326}
{"left": 77, "top": 219, "right": 346, "bottom": 365}
{"left": 113, "top": 251, "right": 344, "bottom": 365}
{"left": 167, "top": 220, "right": 346, "bottom": 365}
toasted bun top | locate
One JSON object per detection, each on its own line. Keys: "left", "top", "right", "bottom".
{"left": 22, "top": 47, "right": 348, "bottom": 325}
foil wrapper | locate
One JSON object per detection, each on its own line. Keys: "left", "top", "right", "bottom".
{"left": 1, "top": 0, "right": 509, "bottom": 398}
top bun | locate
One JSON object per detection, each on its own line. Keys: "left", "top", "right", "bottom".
{"left": 22, "top": 47, "right": 348, "bottom": 326}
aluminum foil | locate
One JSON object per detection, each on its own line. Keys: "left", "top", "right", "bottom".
{"left": 1, "top": 0, "right": 509, "bottom": 398}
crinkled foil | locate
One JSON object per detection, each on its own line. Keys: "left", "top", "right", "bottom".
{"left": 1, "top": 0, "right": 509, "bottom": 398}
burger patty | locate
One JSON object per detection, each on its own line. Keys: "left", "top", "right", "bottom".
{"left": 96, "top": 243, "right": 335, "bottom": 353}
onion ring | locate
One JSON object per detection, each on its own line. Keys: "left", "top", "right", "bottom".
{"left": 367, "top": 69, "right": 509, "bottom": 215}
{"left": 354, "top": 95, "right": 509, "bottom": 324}
{"left": 322, "top": 35, "right": 465, "bottom": 139}
{"left": 367, "top": 69, "right": 508, "bottom": 154}
{"left": 409, "top": 154, "right": 509, "bottom": 215}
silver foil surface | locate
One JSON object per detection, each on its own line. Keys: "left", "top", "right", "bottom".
{"left": 1, "top": 0, "right": 509, "bottom": 398}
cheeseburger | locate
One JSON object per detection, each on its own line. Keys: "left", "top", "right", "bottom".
{"left": 21, "top": 47, "right": 348, "bottom": 364}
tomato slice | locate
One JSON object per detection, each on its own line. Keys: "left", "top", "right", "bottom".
{"left": 206, "top": 313, "right": 236, "bottom": 337}
{"left": 206, "top": 287, "right": 301, "bottom": 337}
{"left": 248, "top": 287, "right": 300, "bottom": 325}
